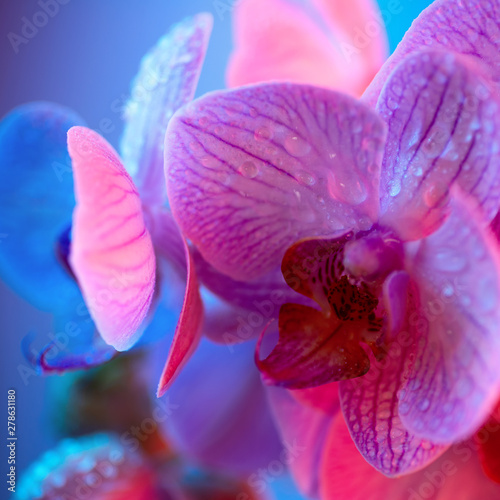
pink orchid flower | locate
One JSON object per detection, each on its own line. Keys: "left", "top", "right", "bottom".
{"left": 162, "top": 0, "right": 500, "bottom": 490}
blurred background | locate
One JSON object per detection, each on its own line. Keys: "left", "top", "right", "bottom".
{"left": 0, "top": 0, "right": 434, "bottom": 488}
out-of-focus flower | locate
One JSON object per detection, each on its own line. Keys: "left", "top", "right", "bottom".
{"left": 15, "top": 433, "right": 264, "bottom": 500}
{"left": 46, "top": 342, "right": 284, "bottom": 478}
{"left": 226, "top": 0, "right": 388, "bottom": 96}
{"left": 0, "top": 13, "right": 212, "bottom": 371}
{"left": 162, "top": 0, "right": 500, "bottom": 490}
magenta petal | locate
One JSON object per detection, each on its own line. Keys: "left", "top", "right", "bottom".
{"left": 157, "top": 237, "right": 203, "bottom": 396}
{"left": 227, "top": 0, "right": 388, "bottom": 96}
{"left": 378, "top": 51, "right": 500, "bottom": 240}
{"left": 383, "top": 271, "right": 410, "bottom": 337}
{"left": 68, "top": 127, "right": 156, "bottom": 351}
{"left": 364, "top": 0, "right": 500, "bottom": 105}
{"left": 400, "top": 189, "right": 500, "bottom": 443}
{"left": 121, "top": 13, "right": 213, "bottom": 206}
{"left": 266, "top": 386, "right": 337, "bottom": 498}
{"left": 320, "top": 415, "right": 500, "bottom": 500}
{"left": 166, "top": 83, "right": 387, "bottom": 281}
{"left": 340, "top": 343, "right": 447, "bottom": 477}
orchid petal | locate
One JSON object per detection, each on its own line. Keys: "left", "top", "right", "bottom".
{"left": 378, "top": 51, "right": 500, "bottom": 240}
{"left": 383, "top": 271, "right": 410, "bottom": 337}
{"left": 134, "top": 255, "right": 185, "bottom": 348}
{"left": 159, "top": 339, "right": 283, "bottom": 475}
{"left": 400, "top": 190, "right": 500, "bottom": 443}
{"left": 340, "top": 343, "right": 447, "bottom": 477}
{"left": 320, "top": 414, "right": 500, "bottom": 500}
{"left": 266, "top": 386, "right": 336, "bottom": 498}
{"left": 364, "top": 0, "right": 500, "bottom": 105}
{"left": 157, "top": 237, "right": 203, "bottom": 397}
{"left": 256, "top": 303, "right": 371, "bottom": 389}
{"left": 289, "top": 382, "right": 340, "bottom": 414}
{"left": 0, "top": 102, "right": 83, "bottom": 311}
{"left": 36, "top": 301, "right": 115, "bottom": 373}
{"left": 68, "top": 127, "right": 156, "bottom": 352}
{"left": 121, "top": 14, "right": 213, "bottom": 207}
{"left": 227, "top": 0, "right": 388, "bottom": 96}
{"left": 475, "top": 399, "right": 500, "bottom": 484}
{"left": 166, "top": 83, "right": 387, "bottom": 281}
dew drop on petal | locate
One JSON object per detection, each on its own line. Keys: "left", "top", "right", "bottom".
{"left": 238, "top": 161, "right": 259, "bottom": 178}
{"left": 389, "top": 180, "right": 402, "bottom": 197}
{"left": 284, "top": 135, "right": 311, "bottom": 157}
{"left": 254, "top": 126, "right": 273, "bottom": 142}
{"left": 434, "top": 250, "right": 466, "bottom": 272}
{"left": 297, "top": 170, "right": 316, "bottom": 186}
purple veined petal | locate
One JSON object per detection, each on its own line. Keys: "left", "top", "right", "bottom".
{"left": 166, "top": 83, "right": 387, "bottom": 282}
{"left": 364, "top": 0, "right": 500, "bottom": 106}
{"left": 339, "top": 336, "right": 448, "bottom": 477}
{"left": 157, "top": 236, "right": 204, "bottom": 397}
{"left": 68, "top": 127, "right": 156, "bottom": 352}
{"left": 266, "top": 386, "right": 337, "bottom": 498}
{"left": 120, "top": 13, "right": 213, "bottom": 207}
{"left": 157, "top": 338, "right": 283, "bottom": 475}
{"left": 320, "top": 414, "right": 500, "bottom": 500}
{"left": 377, "top": 50, "right": 500, "bottom": 241}
{"left": 400, "top": 188, "right": 500, "bottom": 444}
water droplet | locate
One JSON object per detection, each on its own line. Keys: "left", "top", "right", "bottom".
{"left": 434, "top": 250, "right": 466, "bottom": 272}
{"left": 238, "top": 161, "right": 259, "bottom": 178}
{"left": 442, "top": 283, "right": 454, "bottom": 298}
{"left": 254, "top": 126, "right": 273, "bottom": 142}
{"left": 198, "top": 116, "right": 208, "bottom": 126}
{"left": 297, "top": 170, "right": 316, "bottom": 186}
{"left": 389, "top": 180, "right": 401, "bottom": 197}
{"left": 328, "top": 172, "right": 368, "bottom": 205}
{"left": 284, "top": 135, "right": 311, "bottom": 157}
{"left": 418, "top": 398, "right": 430, "bottom": 412}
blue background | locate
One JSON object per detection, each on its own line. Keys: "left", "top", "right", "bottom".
{"left": 0, "top": 0, "right": 433, "bottom": 494}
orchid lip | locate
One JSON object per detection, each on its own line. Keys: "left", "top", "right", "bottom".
{"left": 257, "top": 228, "right": 406, "bottom": 389}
